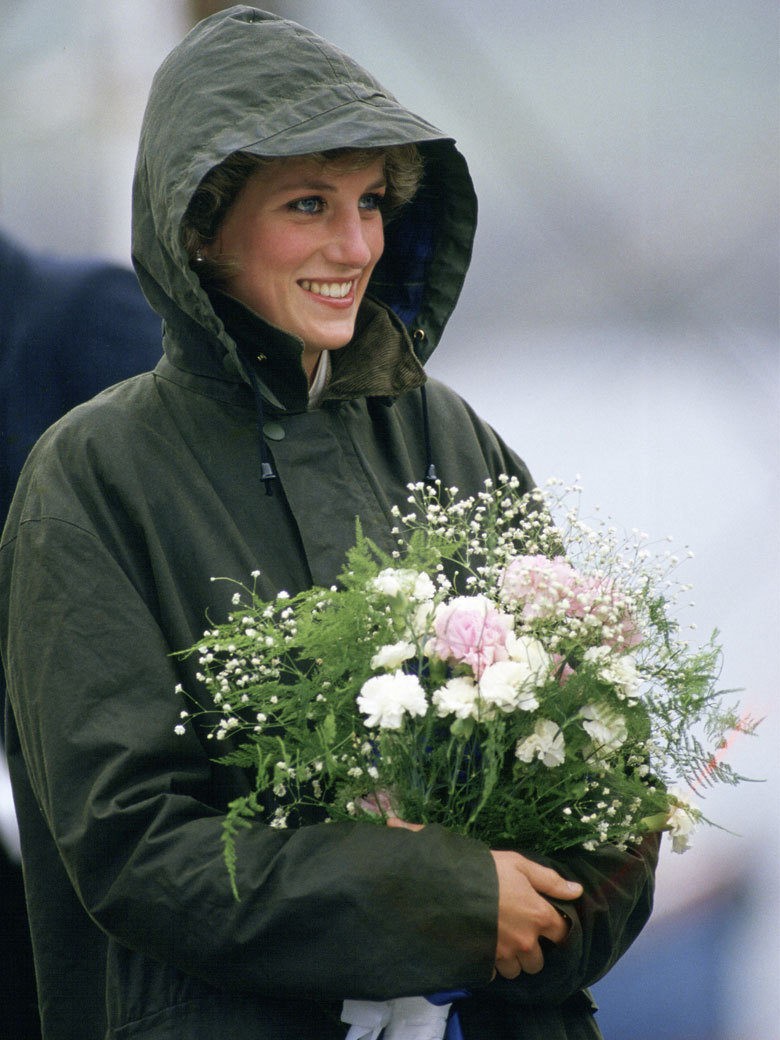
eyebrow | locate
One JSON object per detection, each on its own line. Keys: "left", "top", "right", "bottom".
{"left": 274, "top": 175, "right": 387, "bottom": 194}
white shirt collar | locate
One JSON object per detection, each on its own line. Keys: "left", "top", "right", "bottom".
{"left": 307, "top": 350, "right": 331, "bottom": 409}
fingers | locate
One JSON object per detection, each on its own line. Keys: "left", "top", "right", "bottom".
{"left": 385, "top": 817, "right": 424, "bottom": 832}
{"left": 491, "top": 850, "right": 580, "bottom": 976}
{"left": 495, "top": 955, "right": 522, "bottom": 979}
{"left": 491, "top": 850, "right": 581, "bottom": 907}
{"left": 542, "top": 906, "right": 571, "bottom": 945}
{"left": 496, "top": 909, "right": 571, "bottom": 979}
{"left": 496, "top": 940, "right": 545, "bottom": 978}
{"left": 516, "top": 857, "right": 582, "bottom": 902}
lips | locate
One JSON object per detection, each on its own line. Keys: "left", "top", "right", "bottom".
{"left": 299, "top": 279, "right": 354, "bottom": 299}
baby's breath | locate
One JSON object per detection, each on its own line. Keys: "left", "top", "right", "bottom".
{"left": 176, "top": 478, "right": 758, "bottom": 898}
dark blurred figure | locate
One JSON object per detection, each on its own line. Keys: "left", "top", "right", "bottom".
{"left": 0, "top": 228, "right": 162, "bottom": 1038}
{"left": 0, "top": 230, "right": 162, "bottom": 523}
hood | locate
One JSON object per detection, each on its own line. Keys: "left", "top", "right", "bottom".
{"left": 131, "top": 5, "right": 477, "bottom": 394}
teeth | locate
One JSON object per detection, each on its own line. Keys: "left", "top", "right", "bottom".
{"left": 301, "top": 280, "right": 352, "bottom": 298}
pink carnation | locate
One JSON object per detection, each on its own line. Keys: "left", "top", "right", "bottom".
{"left": 500, "top": 555, "right": 579, "bottom": 619}
{"left": 428, "top": 595, "right": 513, "bottom": 679}
{"left": 500, "top": 555, "right": 642, "bottom": 651}
{"left": 568, "top": 574, "right": 643, "bottom": 650}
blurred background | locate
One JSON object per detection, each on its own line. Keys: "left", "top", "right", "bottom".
{"left": 1, "top": 2, "right": 777, "bottom": 1037}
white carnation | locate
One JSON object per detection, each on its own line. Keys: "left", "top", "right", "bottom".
{"left": 515, "top": 719, "right": 566, "bottom": 768}
{"left": 357, "top": 671, "right": 428, "bottom": 730}
{"left": 580, "top": 702, "right": 628, "bottom": 757}
{"left": 666, "top": 790, "right": 698, "bottom": 853}
{"left": 410, "top": 599, "right": 436, "bottom": 638}
{"left": 411, "top": 572, "right": 437, "bottom": 602}
{"left": 432, "top": 676, "right": 480, "bottom": 720}
{"left": 372, "top": 568, "right": 434, "bottom": 601}
{"left": 505, "top": 633, "right": 552, "bottom": 681}
{"left": 372, "top": 568, "right": 412, "bottom": 597}
{"left": 370, "top": 641, "right": 416, "bottom": 671}
{"left": 584, "top": 646, "right": 640, "bottom": 701}
{"left": 479, "top": 661, "right": 540, "bottom": 713}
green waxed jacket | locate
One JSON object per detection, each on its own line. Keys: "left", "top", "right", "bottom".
{"left": 0, "top": 8, "right": 657, "bottom": 1039}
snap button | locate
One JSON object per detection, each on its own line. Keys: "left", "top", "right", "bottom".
{"left": 262, "top": 421, "right": 285, "bottom": 441}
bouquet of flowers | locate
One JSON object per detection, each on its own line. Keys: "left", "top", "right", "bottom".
{"left": 178, "top": 476, "right": 757, "bottom": 897}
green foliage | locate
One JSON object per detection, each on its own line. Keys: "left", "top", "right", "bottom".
{"left": 176, "top": 478, "right": 759, "bottom": 891}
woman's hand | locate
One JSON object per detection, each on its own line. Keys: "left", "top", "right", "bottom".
{"left": 491, "top": 850, "right": 581, "bottom": 978}
{"left": 385, "top": 816, "right": 424, "bottom": 832}
{"left": 386, "top": 819, "right": 582, "bottom": 979}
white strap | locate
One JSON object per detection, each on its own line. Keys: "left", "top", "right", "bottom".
{"left": 341, "top": 997, "right": 452, "bottom": 1040}
{"left": 341, "top": 999, "right": 393, "bottom": 1040}
{"left": 383, "top": 997, "right": 451, "bottom": 1039}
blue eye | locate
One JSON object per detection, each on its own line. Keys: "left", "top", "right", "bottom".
{"left": 359, "top": 193, "right": 385, "bottom": 212}
{"left": 289, "top": 197, "right": 324, "bottom": 214}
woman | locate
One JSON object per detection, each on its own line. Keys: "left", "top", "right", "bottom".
{"left": 0, "top": 8, "right": 658, "bottom": 1039}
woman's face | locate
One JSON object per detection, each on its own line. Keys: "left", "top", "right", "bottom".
{"left": 208, "top": 156, "right": 386, "bottom": 376}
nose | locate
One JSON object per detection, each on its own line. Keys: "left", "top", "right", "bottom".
{"left": 323, "top": 209, "right": 376, "bottom": 268}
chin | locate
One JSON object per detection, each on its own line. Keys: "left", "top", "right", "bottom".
{"left": 304, "top": 329, "right": 356, "bottom": 353}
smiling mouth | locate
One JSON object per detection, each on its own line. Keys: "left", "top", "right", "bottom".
{"left": 299, "top": 279, "right": 354, "bottom": 299}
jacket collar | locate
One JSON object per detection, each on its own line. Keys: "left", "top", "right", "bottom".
{"left": 207, "top": 291, "right": 426, "bottom": 415}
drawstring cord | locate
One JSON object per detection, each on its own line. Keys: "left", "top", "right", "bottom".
{"left": 420, "top": 384, "right": 438, "bottom": 484}
{"left": 249, "top": 374, "right": 277, "bottom": 496}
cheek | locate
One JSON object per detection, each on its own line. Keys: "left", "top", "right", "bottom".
{"left": 227, "top": 228, "right": 303, "bottom": 306}
{"left": 242, "top": 227, "right": 300, "bottom": 274}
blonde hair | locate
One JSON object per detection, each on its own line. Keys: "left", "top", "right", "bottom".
{"left": 182, "top": 144, "right": 423, "bottom": 288}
